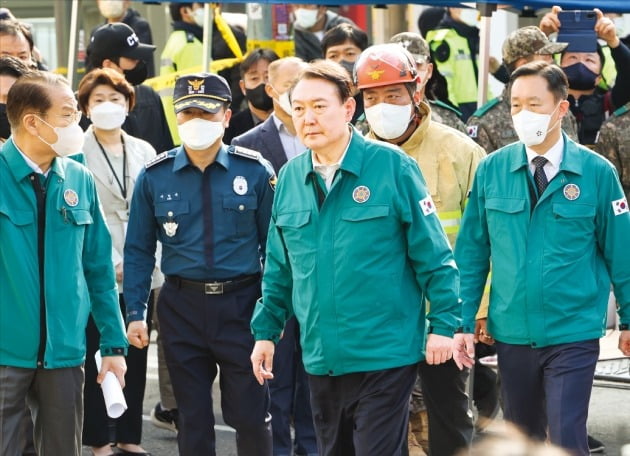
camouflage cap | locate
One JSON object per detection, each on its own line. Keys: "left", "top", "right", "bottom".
{"left": 390, "top": 32, "right": 430, "bottom": 64}
{"left": 502, "top": 26, "right": 568, "bottom": 65}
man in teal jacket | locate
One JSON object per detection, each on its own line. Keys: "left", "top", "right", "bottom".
{"left": 453, "top": 61, "right": 630, "bottom": 456}
{"left": 250, "top": 60, "right": 462, "bottom": 454}
{"left": 0, "top": 72, "right": 128, "bottom": 456}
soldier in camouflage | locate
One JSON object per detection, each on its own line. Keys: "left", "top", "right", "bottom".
{"left": 596, "top": 102, "right": 630, "bottom": 199}
{"left": 466, "top": 26, "right": 579, "bottom": 153}
{"left": 391, "top": 32, "right": 467, "bottom": 134}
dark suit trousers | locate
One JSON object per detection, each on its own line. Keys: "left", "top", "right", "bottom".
{"left": 495, "top": 339, "right": 599, "bottom": 456}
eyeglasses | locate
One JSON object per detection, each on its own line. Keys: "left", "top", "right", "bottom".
{"left": 38, "top": 110, "right": 82, "bottom": 125}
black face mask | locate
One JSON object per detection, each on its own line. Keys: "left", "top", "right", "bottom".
{"left": 563, "top": 62, "right": 599, "bottom": 91}
{"left": 245, "top": 83, "right": 274, "bottom": 111}
{"left": 0, "top": 104, "right": 10, "bottom": 141}
{"left": 123, "top": 60, "right": 148, "bottom": 86}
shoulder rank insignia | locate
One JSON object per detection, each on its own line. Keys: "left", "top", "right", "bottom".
{"left": 145, "top": 150, "right": 176, "bottom": 169}
{"left": 230, "top": 145, "right": 262, "bottom": 161}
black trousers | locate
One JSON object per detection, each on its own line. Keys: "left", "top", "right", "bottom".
{"left": 418, "top": 359, "right": 474, "bottom": 456}
{"left": 308, "top": 363, "right": 417, "bottom": 456}
{"left": 158, "top": 280, "right": 272, "bottom": 456}
{"left": 82, "top": 292, "right": 154, "bottom": 446}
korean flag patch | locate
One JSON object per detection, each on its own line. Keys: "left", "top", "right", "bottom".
{"left": 612, "top": 197, "right": 629, "bottom": 216}
{"left": 419, "top": 195, "right": 436, "bottom": 216}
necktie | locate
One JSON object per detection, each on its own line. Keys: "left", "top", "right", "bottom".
{"left": 532, "top": 156, "right": 548, "bottom": 197}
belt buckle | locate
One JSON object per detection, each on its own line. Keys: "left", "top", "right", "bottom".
{"left": 204, "top": 282, "right": 223, "bottom": 295}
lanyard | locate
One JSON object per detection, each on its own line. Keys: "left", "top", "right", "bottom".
{"left": 94, "top": 132, "right": 127, "bottom": 201}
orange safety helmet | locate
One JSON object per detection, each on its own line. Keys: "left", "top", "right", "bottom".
{"left": 353, "top": 43, "right": 419, "bottom": 90}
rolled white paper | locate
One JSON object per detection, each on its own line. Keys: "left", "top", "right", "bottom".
{"left": 94, "top": 350, "right": 127, "bottom": 418}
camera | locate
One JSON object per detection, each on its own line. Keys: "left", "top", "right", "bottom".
{"left": 557, "top": 10, "right": 598, "bottom": 53}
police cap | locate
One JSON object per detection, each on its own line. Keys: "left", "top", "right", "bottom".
{"left": 173, "top": 72, "right": 232, "bottom": 114}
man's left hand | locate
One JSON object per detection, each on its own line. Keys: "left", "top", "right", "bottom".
{"left": 619, "top": 330, "right": 630, "bottom": 356}
{"left": 425, "top": 334, "right": 453, "bottom": 365}
{"left": 98, "top": 355, "right": 127, "bottom": 388}
{"left": 453, "top": 333, "right": 476, "bottom": 370}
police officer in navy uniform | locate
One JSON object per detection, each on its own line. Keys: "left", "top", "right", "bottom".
{"left": 123, "top": 72, "right": 275, "bottom": 456}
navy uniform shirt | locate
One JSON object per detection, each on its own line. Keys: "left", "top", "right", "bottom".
{"left": 123, "top": 144, "right": 275, "bottom": 322}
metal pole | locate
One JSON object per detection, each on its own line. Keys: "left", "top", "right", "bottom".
{"left": 477, "top": 3, "right": 496, "bottom": 108}
{"left": 67, "top": 0, "right": 80, "bottom": 87}
{"left": 201, "top": 3, "right": 214, "bottom": 73}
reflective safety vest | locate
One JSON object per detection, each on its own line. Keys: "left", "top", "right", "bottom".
{"left": 427, "top": 28, "right": 478, "bottom": 108}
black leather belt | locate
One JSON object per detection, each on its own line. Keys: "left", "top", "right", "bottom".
{"left": 165, "top": 273, "right": 260, "bottom": 295}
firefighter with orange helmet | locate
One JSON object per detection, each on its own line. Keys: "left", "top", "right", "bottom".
{"left": 355, "top": 43, "right": 486, "bottom": 456}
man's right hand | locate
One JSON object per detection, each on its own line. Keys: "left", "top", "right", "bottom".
{"left": 127, "top": 320, "right": 149, "bottom": 349}
{"left": 539, "top": 5, "right": 563, "bottom": 36}
{"left": 250, "top": 340, "right": 275, "bottom": 385}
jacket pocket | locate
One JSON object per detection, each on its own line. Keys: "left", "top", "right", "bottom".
{"left": 340, "top": 205, "right": 389, "bottom": 222}
{"left": 223, "top": 195, "right": 258, "bottom": 235}
{"left": 549, "top": 203, "right": 596, "bottom": 256}
{"left": 276, "top": 210, "right": 315, "bottom": 276}
{"left": 0, "top": 207, "right": 34, "bottom": 226}
{"left": 486, "top": 198, "right": 527, "bottom": 240}
{"left": 155, "top": 201, "right": 190, "bottom": 242}
{"left": 66, "top": 208, "right": 93, "bottom": 225}
{"left": 552, "top": 203, "right": 596, "bottom": 219}
{"left": 486, "top": 198, "right": 526, "bottom": 214}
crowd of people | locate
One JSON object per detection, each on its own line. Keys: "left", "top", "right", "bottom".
{"left": 1, "top": 1, "right": 629, "bottom": 456}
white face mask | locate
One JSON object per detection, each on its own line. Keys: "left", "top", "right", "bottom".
{"left": 294, "top": 8, "right": 319, "bottom": 29}
{"left": 511, "top": 104, "right": 560, "bottom": 147}
{"left": 193, "top": 8, "right": 206, "bottom": 27}
{"left": 276, "top": 90, "right": 293, "bottom": 116}
{"left": 36, "top": 116, "right": 85, "bottom": 157}
{"left": 178, "top": 118, "right": 224, "bottom": 150}
{"left": 90, "top": 102, "right": 127, "bottom": 130}
{"left": 98, "top": 0, "right": 125, "bottom": 19}
{"left": 364, "top": 103, "right": 413, "bottom": 140}
{"left": 459, "top": 8, "right": 479, "bottom": 27}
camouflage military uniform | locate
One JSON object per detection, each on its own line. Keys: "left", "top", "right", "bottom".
{"left": 596, "top": 102, "right": 630, "bottom": 199}
{"left": 429, "top": 99, "right": 466, "bottom": 133}
{"left": 466, "top": 87, "right": 579, "bottom": 153}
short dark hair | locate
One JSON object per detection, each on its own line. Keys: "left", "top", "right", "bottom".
{"left": 509, "top": 61, "right": 568, "bottom": 102}
{"left": 6, "top": 71, "right": 69, "bottom": 130}
{"left": 321, "top": 23, "right": 369, "bottom": 56}
{"left": 292, "top": 59, "right": 352, "bottom": 103}
{"left": 169, "top": 3, "right": 194, "bottom": 22}
{"left": 0, "top": 19, "right": 24, "bottom": 39}
{"left": 77, "top": 67, "right": 136, "bottom": 115}
{"left": 0, "top": 55, "right": 32, "bottom": 79}
{"left": 239, "top": 48, "right": 280, "bottom": 79}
